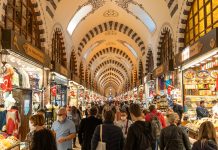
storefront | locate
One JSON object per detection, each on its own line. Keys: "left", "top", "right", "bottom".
{"left": 175, "top": 28, "right": 218, "bottom": 121}
{"left": 0, "top": 30, "right": 50, "bottom": 141}
{"left": 50, "top": 62, "right": 69, "bottom": 107}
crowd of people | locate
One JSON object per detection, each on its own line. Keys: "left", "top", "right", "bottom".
{"left": 25, "top": 100, "right": 217, "bottom": 150}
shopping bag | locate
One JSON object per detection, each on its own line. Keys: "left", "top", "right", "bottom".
{"left": 96, "top": 125, "right": 106, "bottom": 150}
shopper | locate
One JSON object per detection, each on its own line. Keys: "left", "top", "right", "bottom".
{"left": 115, "top": 107, "right": 132, "bottom": 140}
{"left": 192, "top": 121, "right": 217, "bottom": 150}
{"left": 51, "top": 107, "right": 76, "bottom": 150}
{"left": 71, "top": 106, "right": 81, "bottom": 148}
{"left": 91, "top": 109, "right": 124, "bottom": 150}
{"left": 78, "top": 106, "right": 102, "bottom": 150}
{"left": 26, "top": 114, "right": 45, "bottom": 146}
{"left": 159, "top": 113, "right": 191, "bottom": 150}
{"left": 172, "top": 99, "right": 183, "bottom": 120}
{"left": 196, "top": 101, "right": 209, "bottom": 119}
{"left": 124, "top": 103, "right": 152, "bottom": 150}
{"left": 145, "top": 105, "right": 166, "bottom": 150}
{"left": 212, "top": 100, "right": 218, "bottom": 118}
{"left": 31, "top": 128, "right": 57, "bottom": 150}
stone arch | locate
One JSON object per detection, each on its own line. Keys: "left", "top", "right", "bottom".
{"left": 165, "top": 0, "right": 179, "bottom": 17}
{"left": 88, "top": 47, "right": 134, "bottom": 68}
{"left": 51, "top": 27, "right": 67, "bottom": 67}
{"left": 78, "top": 21, "right": 146, "bottom": 56}
{"left": 145, "top": 48, "right": 154, "bottom": 75}
{"left": 70, "top": 49, "right": 78, "bottom": 78}
{"left": 176, "top": 0, "right": 194, "bottom": 52}
{"left": 157, "top": 25, "right": 174, "bottom": 66}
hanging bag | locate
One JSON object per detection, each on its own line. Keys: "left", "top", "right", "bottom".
{"left": 96, "top": 125, "right": 106, "bottom": 150}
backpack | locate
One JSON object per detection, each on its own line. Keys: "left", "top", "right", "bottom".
{"left": 149, "top": 113, "right": 162, "bottom": 139}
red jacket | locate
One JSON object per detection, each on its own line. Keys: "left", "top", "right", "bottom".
{"left": 145, "top": 110, "right": 166, "bottom": 128}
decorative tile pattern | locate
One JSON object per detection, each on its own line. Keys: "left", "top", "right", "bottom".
{"left": 88, "top": 0, "right": 106, "bottom": 10}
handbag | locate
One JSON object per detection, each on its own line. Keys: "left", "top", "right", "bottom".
{"left": 96, "top": 125, "right": 106, "bottom": 150}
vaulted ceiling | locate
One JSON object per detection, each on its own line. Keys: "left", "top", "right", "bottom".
{"left": 49, "top": 0, "right": 175, "bottom": 96}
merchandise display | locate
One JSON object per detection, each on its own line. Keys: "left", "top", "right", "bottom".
{"left": 183, "top": 55, "right": 218, "bottom": 118}
{"left": 0, "top": 134, "right": 20, "bottom": 150}
{"left": 185, "top": 118, "right": 218, "bottom": 140}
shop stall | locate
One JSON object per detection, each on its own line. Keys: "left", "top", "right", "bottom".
{"left": 177, "top": 28, "right": 218, "bottom": 120}
{"left": 0, "top": 29, "right": 50, "bottom": 141}
{"left": 68, "top": 81, "right": 79, "bottom": 107}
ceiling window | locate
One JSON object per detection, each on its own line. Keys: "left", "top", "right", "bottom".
{"left": 83, "top": 40, "right": 105, "bottom": 59}
{"left": 67, "top": 4, "right": 93, "bottom": 35}
{"left": 185, "top": 0, "right": 218, "bottom": 46}
{"left": 128, "top": 3, "right": 156, "bottom": 32}
{"left": 118, "top": 40, "right": 138, "bottom": 58}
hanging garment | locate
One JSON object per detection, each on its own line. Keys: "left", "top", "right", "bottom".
{"left": 13, "top": 68, "right": 23, "bottom": 87}
{"left": 1, "top": 75, "right": 13, "bottom": 92}
{"left": 12, "top": 70, "right": 20, "bottom": 87}
{"left": 0, "top": 109, "right": 6, "bottom": 131}
{"left": 6, "top": 109, "right": 21, "bottom": 138}
{"left": 20, "top": 69, "right": 30, "bottom": 88}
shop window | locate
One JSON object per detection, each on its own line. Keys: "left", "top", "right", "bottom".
{"left": 4, "top": 0, "right": 42, "bottom": 49}
{"left": 185, "top": 0, "right": 218, "bottom": 46}
{"left": 52, "top": 29, "right": 66, "bottom": 67}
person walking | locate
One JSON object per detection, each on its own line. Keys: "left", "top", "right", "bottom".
{"left": 192, "top": 121, "right": 217, "bottom": 150}
{"left": 196, "top": 101, "right": 209, "bottom": 119}
{"left": 159, "top": 113, "right": 191, "bottom": 150}
{"left": 26, "top": 114, "right": 45, "bottom": 146}
{"left": 51, "top": 107, "right": 76, "bottom": 150}
{"left": 78, "top": 106, "right": 102, "bottom": 150}
{"left": 115, "top": 107, "right": 132, "bottom": 140}
{"left": 145, "top": 105, "right": 166, "bottom": 150}
{"left": 172, "top": 99, "right": 183, "bottom": 120}
{"left": 72, "top": 106, "right": 81, "bottom": 148}
{"left": 91, "top": 109, "right": 124, "bottom": 150}
{"left": 125, "top": 103, "right": 152, "bottom": 150}
{"left": 31, "top": 128, "right": 57, "bottom": 150}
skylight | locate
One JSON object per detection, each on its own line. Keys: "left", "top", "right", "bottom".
{"left": 67, "top": 4, "right": 93, "bottom": 35}
{"left": 118, "top": 40, "right": 138, "bottom": 58}
{"left": 83, "top": 40, "right": 105, "bottom": 59}
{"left": 128, "top": 3, "right": 156, "bottom": 32}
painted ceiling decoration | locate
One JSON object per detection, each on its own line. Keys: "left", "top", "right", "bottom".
{"left": 103, "top": 9, "right": 119, "bottom": 17}
{"left": 77, "top": 21, "right": 146, "bottom": 56}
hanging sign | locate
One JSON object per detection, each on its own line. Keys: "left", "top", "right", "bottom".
{"left": 23, "top": 43, "right": 45, "bottom": 63}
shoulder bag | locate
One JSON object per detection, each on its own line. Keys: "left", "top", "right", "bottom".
{"left": 96, "top": 125, "right": 106, "bottom": 150}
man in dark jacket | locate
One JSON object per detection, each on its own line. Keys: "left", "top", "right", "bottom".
{"left": 196, "top": 100, "right": 209, "bottom": 119}
{"left": 173, "top": 99, "right": 183, "bottom": 120}
{"left": 78, "top": 106, "right": 102, "bottom": 150}
{"left": 125, "top": 103, "right": 152, "bottom": 150}
{"left": 160, "top": 113, "right": 191, "bottom": 150}
{"left": 91, "top": 109, "right": 124, "bottom": 150}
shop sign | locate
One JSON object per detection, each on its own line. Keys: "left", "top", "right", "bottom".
{"left": 180, "top": 28, "right": 218, "bottom": 65}
{"left": 155, "top": 65, "right": 164, "bottom": 77}
{"left": 60, "top": 66, "right": 68, "bottom": 77}
{"left": 23, "top": 43, "right": 44, "bottom": 63}
{"left": 10, "top": 32, "right": 50, "bottom": 67}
